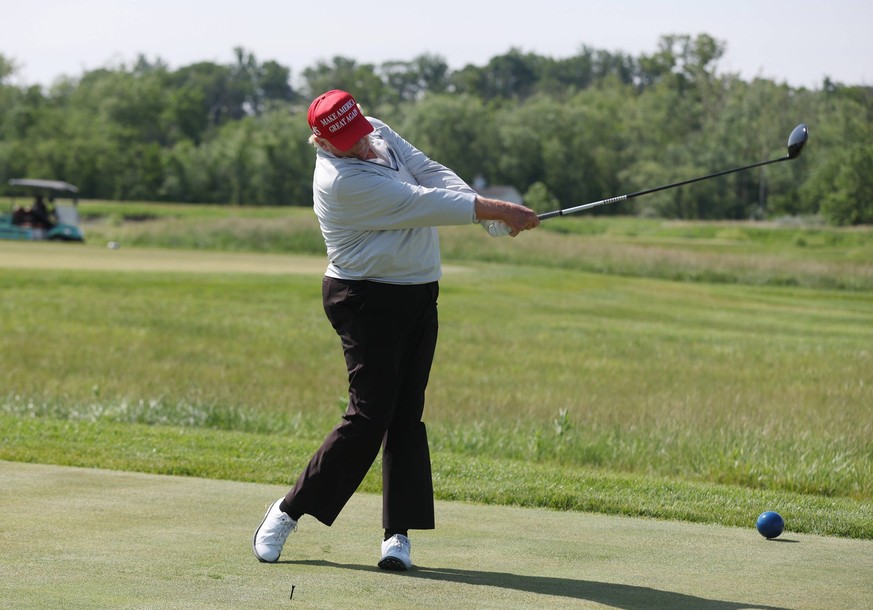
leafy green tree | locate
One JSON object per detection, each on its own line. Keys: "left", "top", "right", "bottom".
{"left": 523, "top": 181, "right": 559, "bottom": 214}
{"left": 0, "top": 54, "right": 15, "bottom": 82}
{"left": 0, "top": 54, "right": 19, "bottom": 139}
{"left": 709, "top": 77, "right": 814, "bottom": 219}
{"left": 378, "top": 54, "right": 449, "bottom": 105}
{"left": 242, "top": 109, "right": 314, "bottom": 206}
{"left": 448, "top": 64, "right": 486, "bottom": 99}
{"left": 478, "top": 49, "right": 543, "bottom": 100}
{"left": 162, "top": 84, "right": 209, "bottom": 144}
{"left": 488, "top": 98, "right": 549, "bottom": 192}
{"left": 160, "top": 108, "right": 313, "bottom": 205}
{"left": 536, "top": 48, "right": 595, "bottom": 94}
{"left": 380, "top": 60, "right": 423, "bottom": 104}
{"left": 301, "top": 57, "right": 387, "bottom": 109}
{"left": 591, "top": 49, "right": 636, "bottom": 85}
{"left": 398, "top": 93, "right": 491, "bottom": 183}
{"left": 171, "top": 60, "right": 243, "bottom": 129}
{"left": 1, "top": 39, "right": 870, "bottom": 222}
{"left": 258, "top": 60, "right": 297, "bottom": 107}
{"left": 450, "top": 48, "right": 543, "bottom": 100}
{"left": 636, "top": 42, "right": 676, "bottom": 88}
{"left": 780, "top": 82, "right": 873, "bottom": 220}
{"left": 808, "top": 145, "right": 873, "bottom": 225}
{"left": 160, "top": 139, "right": 217, "bottom": 203}
{"left": 491, "top": 84, "right": 632, "bottom": 212}
{"left": 229, "top": 48, "right": 297, "bottom": 116}
{"left": 413, "top": 54, "right": 451, "bottom": 95}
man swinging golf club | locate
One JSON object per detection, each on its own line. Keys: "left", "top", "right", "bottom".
{"left": 252, "top": 89, "right": 539, "bottom": 570}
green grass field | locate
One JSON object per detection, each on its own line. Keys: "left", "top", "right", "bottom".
{"left": 1, "top": 206, "right": 871, "bottom": 540}
{"left": 2, "top": 205, "right": 872, "bottom": 607}
{"left": 3, "top": 461, "right": 871, "bottom": 610}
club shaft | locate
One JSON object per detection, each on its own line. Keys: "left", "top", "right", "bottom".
{"left": 538, "top": 155, "right": 789, "bottom": 220}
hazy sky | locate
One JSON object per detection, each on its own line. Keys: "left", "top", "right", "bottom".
{"left": 3, "top": 0, "right": 871, "bottom": 90}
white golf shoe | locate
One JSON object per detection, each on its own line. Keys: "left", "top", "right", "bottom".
{"left": 378, "top": 534, "right": 412, "bottom": 571}
{"left": 252, "top": 498, "right": 297, "bottom": 563}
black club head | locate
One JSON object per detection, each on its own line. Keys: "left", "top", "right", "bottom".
{"left": 787, "top": 124, "right": 808, "bottom": 159}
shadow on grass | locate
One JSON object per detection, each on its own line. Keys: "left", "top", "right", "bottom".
{"left": 290, "top": 560, "right": 789, "bottom": 610}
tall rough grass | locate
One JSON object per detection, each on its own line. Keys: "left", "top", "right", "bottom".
{"left": 75, "top": 202, "right": 873, "bottom": 289}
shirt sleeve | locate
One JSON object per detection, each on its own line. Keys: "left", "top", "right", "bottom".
{"left": 374, "top": 120, "right": 478, "bottom": 195}
{"left": 321, "top": 167, "right": 477, "bottom": 230}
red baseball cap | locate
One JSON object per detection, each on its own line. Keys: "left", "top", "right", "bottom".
{"left": 307, "top": 90, "right": 374, "bottom": 151}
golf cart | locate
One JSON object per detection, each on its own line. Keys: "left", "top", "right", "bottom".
{"left": 1, "top": 179, "right": 85, "bottom": 242}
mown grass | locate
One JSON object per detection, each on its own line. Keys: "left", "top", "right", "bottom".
{"left": 81, "top": 201, "right": 326, "bottom": 254}
{"left": 2, "top": 416, "right": 870, "bottom": 539}
{"left": 441, "top": 219, "right": 873, "bottom": 290}
{"left": 64, "top": 199, "right": 873, "bottom": 290}
{"left": 1, "top": 204, "right": 871, "bottom": 539}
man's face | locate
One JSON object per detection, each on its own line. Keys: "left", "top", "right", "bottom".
{"left": 324, "top": 135, "right": 371, "bottom": 160}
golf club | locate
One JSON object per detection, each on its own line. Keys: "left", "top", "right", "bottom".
{"left": 537, "top": 123, "right": 808, "bottom": 220}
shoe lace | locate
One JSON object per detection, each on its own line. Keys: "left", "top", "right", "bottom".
{"left": 268, "top": 515, "right": 297, "bottom": 543}
{"left": 386, "top": 535, "right": 410, "bottom": 553}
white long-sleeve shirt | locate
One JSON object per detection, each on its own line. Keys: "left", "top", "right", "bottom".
{"left": 312, "top": 118, "right": 478, "bottom": 284}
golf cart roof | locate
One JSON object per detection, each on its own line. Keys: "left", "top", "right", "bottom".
{"left": 8, "top": 179, "right": 79, "bottom": 194}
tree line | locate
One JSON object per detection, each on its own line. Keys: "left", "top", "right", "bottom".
{"left": 1, "top": 35, "right": 871, "bottom": 224}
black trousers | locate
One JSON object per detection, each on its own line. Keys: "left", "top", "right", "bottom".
{"left": 283, "top": 277, "right": 438, "bottom": 529}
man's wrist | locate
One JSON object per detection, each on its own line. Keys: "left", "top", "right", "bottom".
{"left": 474, "top": 196, "right": 504, "bottom": 222}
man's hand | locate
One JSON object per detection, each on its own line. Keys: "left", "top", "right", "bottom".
{"left": 474, "top": 196, "right": 540, "bottom": 237}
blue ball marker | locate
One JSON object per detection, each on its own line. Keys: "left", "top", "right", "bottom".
{"left": 756, "top": 511, "right": 785, "bottom": 539}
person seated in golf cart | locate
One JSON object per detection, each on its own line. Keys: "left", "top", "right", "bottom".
{"left": 12, "top": 204, "right": 28, "bottom": 225}
{"left": 13, "top": 195, "right": 54, "bottom": 228}
{"left": 27, "top": 195, "right": 53, "bottom": 228}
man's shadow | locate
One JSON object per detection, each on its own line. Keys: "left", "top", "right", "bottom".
{"left": 288, "top": 560, "right": 789, "bottom": 610}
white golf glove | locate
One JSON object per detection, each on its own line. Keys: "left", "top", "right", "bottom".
{"left": 480, "top": 220, "right": 511, "bottom": 237}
